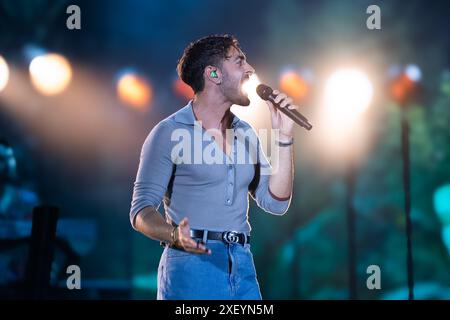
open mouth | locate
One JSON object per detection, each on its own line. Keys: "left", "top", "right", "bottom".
{"left": 241, "top": 76, "right": 251, "bottom": 94}
{"left": 240, "top": 74, "right": 260, "bottom": 98}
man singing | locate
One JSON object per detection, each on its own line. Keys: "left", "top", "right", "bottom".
{"left": 130, "top": 34, "right": 297, "bottom": 299}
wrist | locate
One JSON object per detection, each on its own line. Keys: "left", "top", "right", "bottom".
{"left": 276, "top": 132, "right": 294, "bottom": 146}
{"left": 278, "top": 133, "right": 293, "bottom": 143}
{"left": 275, "top": 138, "right": 294, "bottom": 147}
{"left": 170, "top": 226, "right": 179, "bottom": 246}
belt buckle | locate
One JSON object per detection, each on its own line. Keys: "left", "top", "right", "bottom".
{"left": 223, "top": 231, "right": 240, "bottom": 244}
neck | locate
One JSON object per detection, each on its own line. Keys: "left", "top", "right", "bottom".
{"left": 192, "top": 90, "right": 233, "bottom": 132}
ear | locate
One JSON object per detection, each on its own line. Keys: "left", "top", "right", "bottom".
{"left": 205, "top": 66, "right": 222, "bottom": 85}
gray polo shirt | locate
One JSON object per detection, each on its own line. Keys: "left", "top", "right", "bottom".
{"left": 130, "top": 101, "right": 291, "bottom": 234}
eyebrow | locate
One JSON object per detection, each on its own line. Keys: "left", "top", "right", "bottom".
{"left": 234, "top": 54, "right": 246, "bottom": 62}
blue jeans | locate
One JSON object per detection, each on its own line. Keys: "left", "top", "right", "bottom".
{"left": 157, "top": 240, "right": 262, "bottom": 300}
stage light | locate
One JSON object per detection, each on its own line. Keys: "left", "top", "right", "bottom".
{"left": 29, "top": 53, "right": 72, "bottom": 95}
{"left": 433, "top": 184, "right": 450, "bottom": 255}
{"left": 321, "top": 68, "right": 374, "bottom": 299}
{"left": 0, "top": 55, "right": 10, "bottom": 92}
{"left": 279, "top": 71, "right": 309, "bottom": 102}
{"left": 389, "top": 64, "right": 421, "bottom": 106}
{"left": 116, "top": 71, "right": 152, "bottom": 111}
{"left": 316, "top": 68, "right": 374, "bottom": 158}
{"left": 324, "top": 69, "right": 373, "bottom": 125}
{"left": 434, "top": 184, "right": 450, "bottom": 224}
{"left": 173, "top": 78, "right": 194, "bottom": 100}
{"left": 241, "top": 73, "right": 261, "bottom": 98}
{"left": 389, "top": 64, "right": 422, "bottom": 299}
{"left": 391, "top": 74, "right": 414, "bottom": 104}
{"left": 231, "top": 74, "right": 271, "bottom": 129}
{"left": 405, "top": 64, "right": 422, "bottom": 82}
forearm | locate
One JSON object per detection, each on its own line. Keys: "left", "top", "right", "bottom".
{"left": 134, "top": 206, "right": 174, "bottom": 244}
{"left": 268, "top": 134, "right": 294, "bottom": 199}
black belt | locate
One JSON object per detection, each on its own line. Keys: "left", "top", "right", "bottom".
{"left": 190, "top": 229, "right": 250, "bottom": 245}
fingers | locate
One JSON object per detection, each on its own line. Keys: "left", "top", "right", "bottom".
{"left": 280, "top": 97, "right": 293, "bottom": 109}
{"left": 192, "top": 240, "right": 212, "bottom": 255}
{"left": 265, "top": 100, "right": 276, "bottom": 114}
{"left": 177, "top": 217, "right": 211, "bottom": 254}
{"left": 271, "top": 91, "right": 298, "bottom": 110}
{"left": 179, "top": 217, "right": 189, "bottom": 229}
{"left": 179, "top": 217, "right": 191, "bottom": 236}
{"left": 273, "top": 92, "right": 287, "bottom": 105}
{"left": 183, "top": 239, "right": 212, "bottom": 254}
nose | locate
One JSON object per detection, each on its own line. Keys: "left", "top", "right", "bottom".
{"left": 245, "top": 62, "right": 255, "bottom": 76}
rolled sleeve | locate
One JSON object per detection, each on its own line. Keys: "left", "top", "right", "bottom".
{"left": 249, "top": 136, "right": 291, "bottom": 215}
{"left": 130, "top": 120, "right": 175, "bottom": 229}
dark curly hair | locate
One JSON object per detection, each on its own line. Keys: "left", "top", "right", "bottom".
{"left": 177, "top": 34, "right": 241, "bottom": 93}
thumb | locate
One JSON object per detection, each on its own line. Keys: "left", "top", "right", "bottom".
{"left": 265, "top": 100, "right": 276, "bottom": 115}
{"left": 266, "top": 101, "right": 280, "bottom": 124}
{"left": 179, "top": 217, "right": 190, "bottom": 230}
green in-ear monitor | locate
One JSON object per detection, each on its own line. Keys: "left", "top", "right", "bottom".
{"left": 210, "top": 71, "right": 218, "bottom": 78}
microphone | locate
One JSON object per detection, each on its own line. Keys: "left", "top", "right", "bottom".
{"left": 256, "top": 84, "right": 313, "bottom": 131}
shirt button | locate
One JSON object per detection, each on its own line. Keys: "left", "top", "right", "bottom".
{"left": 226, "top": 199, "right": 231, "bottom": 203}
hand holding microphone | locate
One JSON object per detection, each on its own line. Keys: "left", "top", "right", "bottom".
{"left": 256, "top": 84, "right": 313, "bottom": 131}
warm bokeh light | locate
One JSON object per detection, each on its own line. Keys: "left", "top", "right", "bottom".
{"left": 116, "top": 72, "right": 152, "bottom": 111}
{"left": 173, "top": 78, "right": 194, "bottom": 100}
{"left": 391, "top": 74, "right": 414, "bottom": 104}
{"left": 324, "top": 69, "right": 373, "bottom": 125}
{"left": 0, "top": 55, "right": 10, "bottom": 92}
{"left": 0, "top": 66, "right": 148, "bottom": 168}
{"left": 279, "top": 71, "right": 309, "bottom": 102}
{"left": 29, "top": 53, "right": 73, "bottom": 95}
{"left": 389, "top": 64, "right": 421, "bottom": 105}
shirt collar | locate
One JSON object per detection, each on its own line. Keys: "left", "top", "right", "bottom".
{"left": 173, "top": 101, "right": 196, "bottom": 125}
{"left": 173, "top": 100, "right": 240, "bottom": 127}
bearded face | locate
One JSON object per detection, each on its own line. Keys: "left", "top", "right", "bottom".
{"left": 221, "top": 71, "right": 251, "bottom": 106}
{"left": 218, "top": 47, "right": 254, "bottom": 106}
